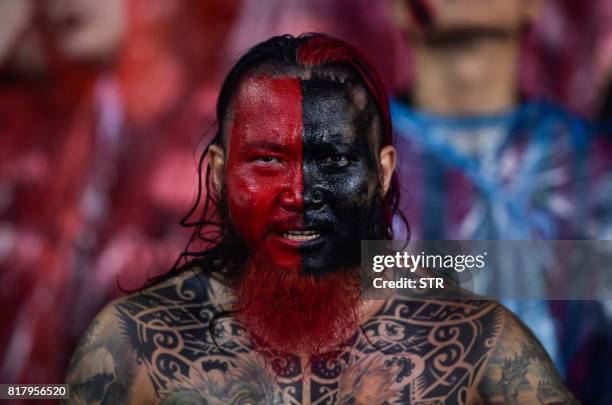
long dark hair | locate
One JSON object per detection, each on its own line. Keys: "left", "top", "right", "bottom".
{"left": 143, "top": 33, "right": 407, "bottom": 289}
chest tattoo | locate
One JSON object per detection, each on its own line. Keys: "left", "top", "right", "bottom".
{"left": 117, "top": 276, "right": 502, "bottom": 404}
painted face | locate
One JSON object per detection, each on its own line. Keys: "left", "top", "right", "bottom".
{"left": 225, "top": 74, "right": 381, "bottom": 275}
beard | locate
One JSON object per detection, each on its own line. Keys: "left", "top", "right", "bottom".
{"left": 235, "top": 258, "right": 362, "bottom": 354}
{"left": 215, "top": 190, "right": 388, "bottom": 354}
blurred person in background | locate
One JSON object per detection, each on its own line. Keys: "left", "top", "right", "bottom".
{"left": 0, "top": 0, "right": 240, "bottom": 391}
{"left": 388, "top": 0, "right": 612, "bottom": 402}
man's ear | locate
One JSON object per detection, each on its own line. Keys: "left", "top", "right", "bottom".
{"left": 522, "top": 0, "right": 544, "bottom": 24}
{"left": 208, "top": 145, "right": 225, "bottom": 193}
{"left": 379, "top": 145, "right": 397, "bottom": 195}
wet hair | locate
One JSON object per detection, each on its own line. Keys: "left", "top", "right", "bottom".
{"left": 144, "top": 33, "right": 407, "bottom": 287}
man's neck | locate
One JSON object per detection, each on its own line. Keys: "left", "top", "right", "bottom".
{"left": 411, "top": 34, "right": 520, "bottom": 116}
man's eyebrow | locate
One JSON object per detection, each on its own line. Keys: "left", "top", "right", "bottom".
{"left": 243, "top": 140, "right": 290, "bottom": 152}
{"left": 310, "top": 132, "right": 360, "bottom": 147}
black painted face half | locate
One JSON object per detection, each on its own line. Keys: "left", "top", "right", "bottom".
{"left": 299, "top": 77, "right": 384, "bottom": 276}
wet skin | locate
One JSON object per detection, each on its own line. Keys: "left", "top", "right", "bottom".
{"left": 64, "top": 272, "right": 579, "bottom": 404}
{"left": 225, "top": 75, "right": 304, "bottom": 270}
{"left": 225, "top": 74, "right": 381, "bottom": 275}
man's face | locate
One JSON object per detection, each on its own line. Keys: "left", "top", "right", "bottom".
{"left": 214, "top": 71, "right": 395, "bottom": 354}
{"left": 223, "top": 73, "right": 381, "bottom": 275}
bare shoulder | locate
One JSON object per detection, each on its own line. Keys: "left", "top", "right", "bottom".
{"left": 64, "top": 269, "right": 224, "bottom": 404}
{"left": 477, "top": 305, "right": 580, "bottom": 404}
{"left": 356, "top": 297, "right": 504, "bottom": 403}
{"left": 369, "top": 298, "right": 578, "bottom": 404}
{"left": 63, "top": 296, "right": 146, "bottom": 404}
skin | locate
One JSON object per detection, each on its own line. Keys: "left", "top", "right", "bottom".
{"left": 44, "top": 0, "right": 126, "bottom": 63}
{"left": 0, "top": 0, "right": 33, "bottom": 66}
{"left": 63, "top": 273, "right": 578, "bottom": 404}
{"left": 222, "top": 75, "right": 304, "bottom": 270}
{"left": 391, "top": 0, "right": 543, "bottom": 34}
{"left": 64, "top": 72, "right": 576, "bottom": 404}
{"left": 300, "top": 77, "right": 382, "bottom": 274}
{"left": 389, "top": 0, "right": 543, "bottom": 115}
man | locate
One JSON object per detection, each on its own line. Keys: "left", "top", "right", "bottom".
{"left": 64, "top": 34, "right": 576, "bottom": 404}
{"left": 388, "top": 1, "right": 612, "bottom": 393}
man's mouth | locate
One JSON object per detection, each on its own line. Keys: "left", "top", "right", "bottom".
{"left": 282, "top": 230, "right": 321, "bottom": 241}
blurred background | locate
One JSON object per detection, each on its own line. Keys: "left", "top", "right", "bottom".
{"left": 0, "top": 0, "right": 610, "bottom": 403}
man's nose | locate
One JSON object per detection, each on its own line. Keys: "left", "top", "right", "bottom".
{"left": 302, "top": 161, "right": 325, "bottom": 210}
{"left": 303, "top": 187, "right": 324, "bottom": 210}
{"left": 279, "top": 187, "right": 303, "bottom": 212}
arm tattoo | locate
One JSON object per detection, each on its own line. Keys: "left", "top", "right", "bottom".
{"left": 479, "top": 311, "right": 580, "bottom": 404}
{"left": 114, "top": 271, "right": 506, "bottom": 404}
{"left": 63, "top": 316, "right": 136, "bottom": 404}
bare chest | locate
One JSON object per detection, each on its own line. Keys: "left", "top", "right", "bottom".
{"left": 118, "top": 299, "right": 500, "bottom": 404}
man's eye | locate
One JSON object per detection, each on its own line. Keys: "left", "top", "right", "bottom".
{"left": 253, "top": 156, "right": 282, "bottom": 164}
{"left": 324, "top": 154, "right": 350, "bottom": 167}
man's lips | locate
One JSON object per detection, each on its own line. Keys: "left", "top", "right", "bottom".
{"left": 282, "top": 229, "right": 320, "bottom": 241}
{"left": 266, "top": 218, "right": 335, "bottom": 248}
{"left": 271, "top": 228, "right": 328, "bottom": 249}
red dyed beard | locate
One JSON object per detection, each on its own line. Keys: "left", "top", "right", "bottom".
{"left": 234, "top": 256, "right": 362, "bottom": 355}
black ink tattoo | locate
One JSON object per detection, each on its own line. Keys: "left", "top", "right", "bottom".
{"left": 112, "top": 272, "right": 505, "bottom": 404}
{"left": 64, "top": 316, "right": 136, "bottom": 404}
{"left": 66, "top": 270, "right": 576, "bottom": 404}
{"left": 479, "top": 311, "right": 580, "bottom": 405}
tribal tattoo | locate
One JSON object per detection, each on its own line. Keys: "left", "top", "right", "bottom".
{"left": 64, "top": 271, "right": 559, "bottom": 405}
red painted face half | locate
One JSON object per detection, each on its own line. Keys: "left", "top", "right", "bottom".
{"left": 225, "top": 75, "right": 304, "bottom": 269}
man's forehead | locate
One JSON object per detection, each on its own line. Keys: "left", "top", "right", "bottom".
{"left": 229, "top": 73, "right": 373, "bottom": 143}
{"left": 228, "top": 74, "right": 302, "bottom": 147}
{"left": 301, "top": 79, "right": 366, "bottom": 145}
{"left": 233, "top": 74, "right": 302, "bottom": 113}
